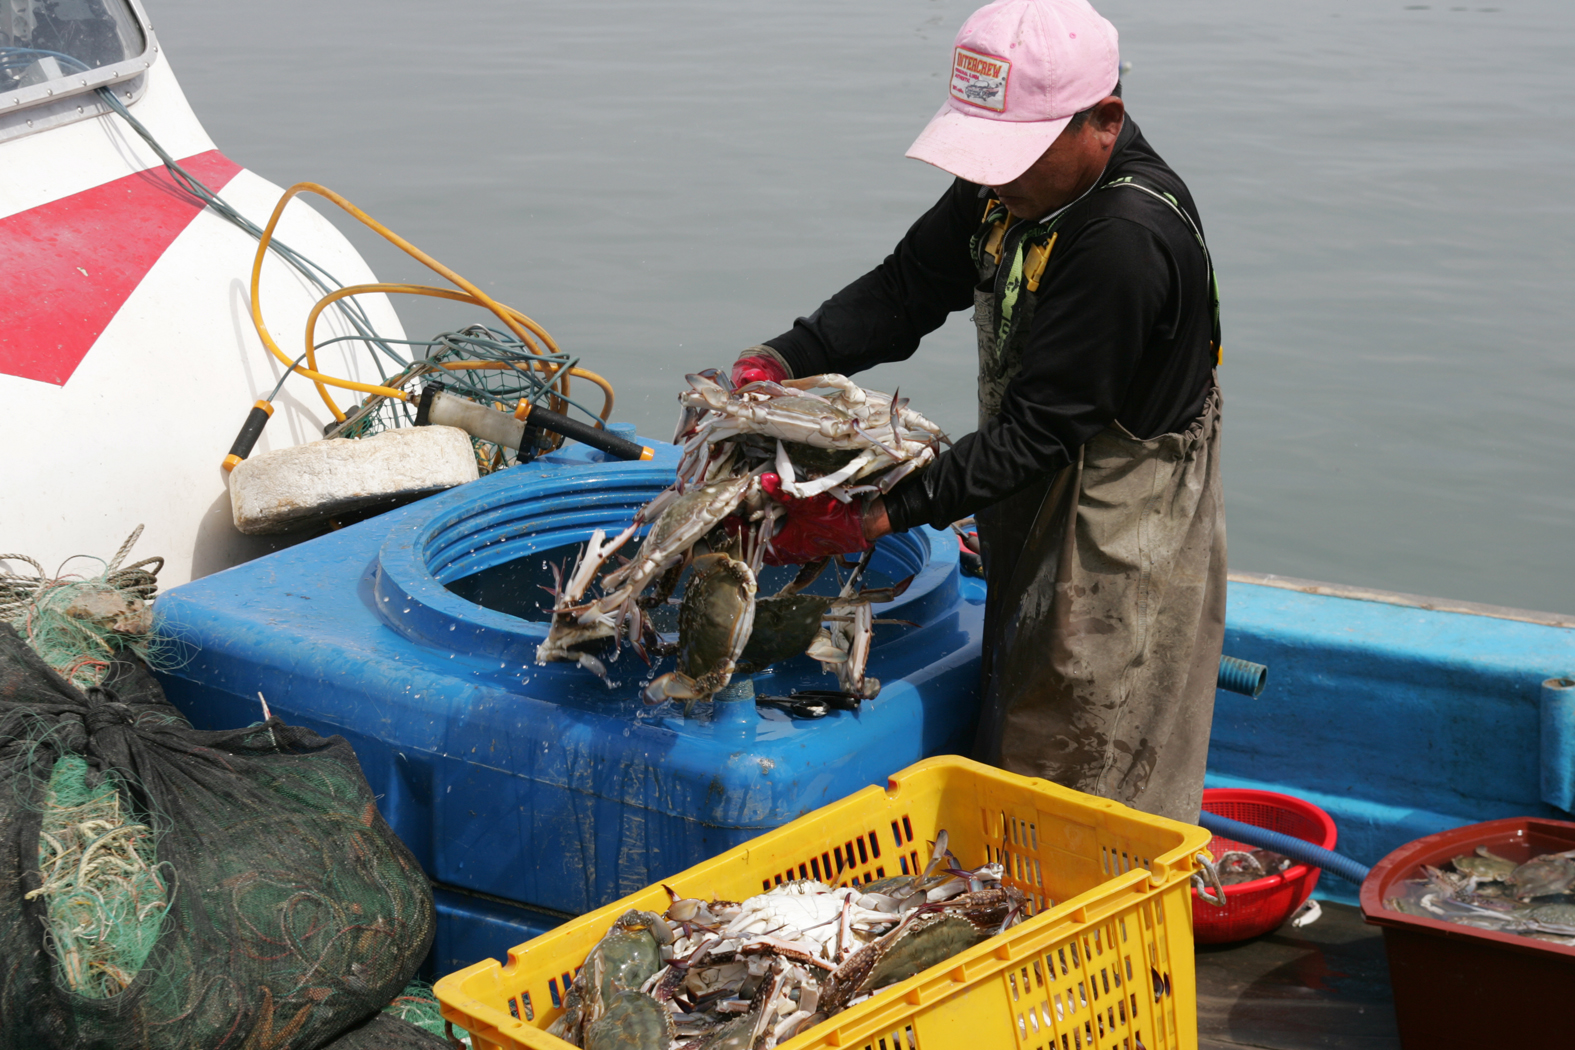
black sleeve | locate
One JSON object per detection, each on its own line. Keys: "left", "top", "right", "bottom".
{"left": 884, "top": 216, "right": 1174, "bottom": 531}
{"left": 762, "top": 179, "right": 982, "bottom": 378}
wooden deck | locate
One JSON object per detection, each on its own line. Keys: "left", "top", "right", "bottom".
{"left": 1195, "top": 902, "right": 1400, "bottom": 1050}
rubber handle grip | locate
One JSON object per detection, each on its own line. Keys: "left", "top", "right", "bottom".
{"left": 224, "top": 402, "right": 274, "bottom": 471}
{"left": 528, "top": 406, "right": 651, "bottom": 461}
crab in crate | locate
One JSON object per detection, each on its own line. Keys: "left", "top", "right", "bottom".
{"left": 535, "top": 371, "right": 945, "bottom": 712}
{"left": 547, "top": 830, "right": 1024, "bottom": 1049}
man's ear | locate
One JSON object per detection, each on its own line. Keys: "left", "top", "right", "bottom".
{"left": 1092, "top": 97, "right": 1125, "bottom": 140}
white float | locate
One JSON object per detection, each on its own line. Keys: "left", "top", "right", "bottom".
{"left": 1, "top": 0, "right": 405, "bottom": 585}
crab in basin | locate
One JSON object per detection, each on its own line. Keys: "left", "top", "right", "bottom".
{"left": 1450, "top": 847, "right": 1518, "bottom": 883}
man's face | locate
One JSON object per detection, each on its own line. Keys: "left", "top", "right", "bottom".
{"left": 990, "top": 97, "right": 1125, "bottom": 219}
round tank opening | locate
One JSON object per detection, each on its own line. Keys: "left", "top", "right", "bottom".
{"left": 375, "top": 464, "right": 949, "bottom": 670}
{"left": 444, "top": 540, "right": 902, "bottom": 624}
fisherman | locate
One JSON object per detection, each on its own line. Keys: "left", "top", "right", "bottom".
{"left": 728, "top": 0, "right": 1225, "bottom": 822}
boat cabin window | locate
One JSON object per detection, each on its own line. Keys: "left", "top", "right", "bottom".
{"left": 1, "top": 0, "right": 146, "bottom": 94}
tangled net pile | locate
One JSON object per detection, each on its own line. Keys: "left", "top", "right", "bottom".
{"left": 0, "top": 526, "right": 169, "bottom": 690}
{"left": 0, "top": 530, "right": 173, "bottom": 1000}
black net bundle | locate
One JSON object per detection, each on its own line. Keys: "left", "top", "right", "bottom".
{"left": 0, "top": 624, "right": 436, "bottom": 1050}
{"left": 320, "top": 1012, "right": 454, "bottom": 1050}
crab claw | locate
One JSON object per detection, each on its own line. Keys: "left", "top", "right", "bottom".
{"left": 643, "top": 670, "right": 706, "bottom": 705}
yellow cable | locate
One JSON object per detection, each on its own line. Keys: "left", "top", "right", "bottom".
{"left": 303, "top": 282, "right": 573, "bottom": 420}
{"left": 249, "top": 182, "right": 575, "bottom": 420}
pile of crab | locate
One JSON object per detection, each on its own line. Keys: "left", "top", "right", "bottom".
{"left": 535, "top": 371, "right": 947, "bottom": 710}
{"left": 548, "top": 831, "right": 1023, "bottom": 1050}
{"left": 1385, "top": 845, "right": 1575, "bottom": 944}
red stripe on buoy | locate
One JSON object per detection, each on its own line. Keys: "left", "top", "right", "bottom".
{"left": 0, "top": 150, "right": 243, "bottom": 386}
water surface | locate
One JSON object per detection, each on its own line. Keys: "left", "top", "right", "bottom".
{"left": 152, "top": 0, "right": 1574, "bottom": 612}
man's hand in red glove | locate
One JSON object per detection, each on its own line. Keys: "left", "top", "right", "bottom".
{"left": 730, "top": 347, "right": 789, "bottom": 389}
{"left": 759, "top": 472, "right": 878, "bottom": 566}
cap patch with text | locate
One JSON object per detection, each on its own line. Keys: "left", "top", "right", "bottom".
{"left": 949, "top": 46, "right": 1011, "bottom": 112}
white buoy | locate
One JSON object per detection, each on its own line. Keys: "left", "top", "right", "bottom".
{"left": 1, "top": 19, "right": 404, "bottom": 583}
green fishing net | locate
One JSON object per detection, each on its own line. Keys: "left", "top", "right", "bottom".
{"left": 0, "top": 626, "right": 435, "bottom": 1050}
{"left": 32, "top": 753, "right": 168, "bottom": 998}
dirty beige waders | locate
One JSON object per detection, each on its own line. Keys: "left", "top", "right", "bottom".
{"left": 969, "top": 284, "right": 1226, "bottom": 823}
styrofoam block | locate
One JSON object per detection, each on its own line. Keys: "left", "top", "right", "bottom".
{"left": 229, "top": 426, "right": 479, "bottom": 535}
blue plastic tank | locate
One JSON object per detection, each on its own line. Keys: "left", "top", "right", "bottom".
{"left": 154, "top": 436, "right": 985, "bottom": 949}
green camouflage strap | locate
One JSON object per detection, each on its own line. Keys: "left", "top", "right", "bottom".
{"left": 971, "top": 199, "right": 1065, "bottom": 359}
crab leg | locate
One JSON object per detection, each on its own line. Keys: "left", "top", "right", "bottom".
{"left": 783, "top": 447, "right": 884, "bottom": 499}
{"left": 774, "top": 439, "right": 797, "bottom": 490}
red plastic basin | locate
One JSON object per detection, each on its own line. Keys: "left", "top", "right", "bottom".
{"left": 1360, "top": 816, "right": 1575, "bottom": 1047}
{"left": 1190, "top": 788, "right": 1337, "bottom": 944}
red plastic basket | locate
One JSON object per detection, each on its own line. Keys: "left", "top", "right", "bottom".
{"left": 1190, "top": 788, "right": 1338, "bottom": 943}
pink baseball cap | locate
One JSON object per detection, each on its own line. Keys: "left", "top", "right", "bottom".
{"left": 906, "top": 0, "right": 1120, "bottom": 187}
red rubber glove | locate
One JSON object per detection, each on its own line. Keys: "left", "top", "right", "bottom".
{"left": 759, "top": 472, "right": 872, "bottom": 566}
{"left": 731, "top": 351, "right": 788, "bottom": 389}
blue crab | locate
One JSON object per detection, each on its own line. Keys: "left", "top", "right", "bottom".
{"left": 818, "top": 885, "right": 1024, "bottom": 1014}
{"left": 547, "top": 910, "right": 674, "bottom": 1046}
{"left": 1511, "top": 852, "right": 1575, "bottom": 900}
{"left": 675, "top": 373, "right": 946, "bottom": 501}
{"left": 537, "top": 472, "right": 762, "bottom": 671}
{"left": 547, "top": 373, "right": 946, "bottom": 711}
{"left": 583, "top": 989, "right": 675, "bottom": 1050}
{"left": 1450, "top": 847, "right": 1518, "bottom": 882}
{"left": 643, "top": 551, "right": 757, "bottom": 713}
{"left": 735, "top": 560, "right": 910, "bottom": 701}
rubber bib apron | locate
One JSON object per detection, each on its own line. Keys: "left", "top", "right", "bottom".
{"left": 969, "top": 211, "right": 1226, "bottom": 824}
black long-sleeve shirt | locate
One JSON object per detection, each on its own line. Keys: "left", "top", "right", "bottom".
{"left": 764, "top": 117, "right": 1217, "bottom": 531}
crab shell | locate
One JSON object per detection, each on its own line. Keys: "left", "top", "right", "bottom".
{"left": 643, "top": 552, "right": 757, "bottom": 712}
{"left": 820, "top": 884, "right": 1024, "bottom": 1014}
{"left": 821, "top": 912, "right": 988, "bottom": 1015}
{"left": 1451, "top": 848, "right": 1517, "bottom": 882}
{"left": 735, "top": 592, "right": 832, "bottom": 673}
{"left": 1512, "top": 854, "right": 1575, "bottom": 900}
{"left": 591, "top": 920, "right": 667, "bottom": 1004}
{"left": 583, "top": 989, "right": 675, "bottom": 1050}
{"left": 603, "top": 473, "right": 757, "bottom": 594}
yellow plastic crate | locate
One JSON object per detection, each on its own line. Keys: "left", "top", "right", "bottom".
{"left": 435, "top": 755, "right": 1211, "bottom": 1050}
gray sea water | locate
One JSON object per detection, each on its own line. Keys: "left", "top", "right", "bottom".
{"left": 153, "top": 0, "right": 1573, "bottom": 614}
